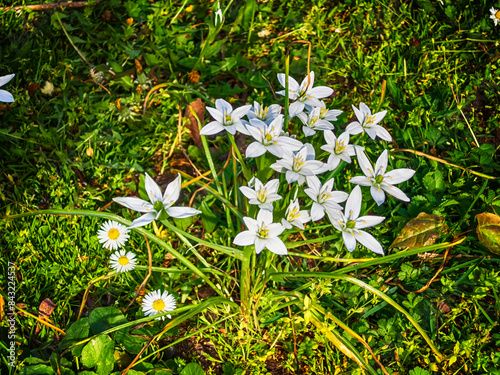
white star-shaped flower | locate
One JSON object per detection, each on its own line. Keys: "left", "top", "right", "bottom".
{"left": 305, "top": 176, "right": 348, "bottom": 221}
{"left": 245, "top": 115, "right": 303, "bottom": 158}
{"left": 270, "top": 143, "right": 328, "bottom": 185}
{"left": 350, "top": 149, "right": 416, "bottom": 205}
{"left": 247, "top": 101, "right": 281, "bottom": 124}
{"left": 239, "top": 177, "right": 282, "bottom": 211}
{"left": 200, "top": 99, "right": 251, "bottom": 135}
{"left": 233, "top": 210, "right": 287, "bottom": 255}
{"left": 345, "top": 102, "right": 391, "bottom": 141}
{"left": 320, "top": 131, "right": 362, "bottom": 170}
{"left": 276, "top": 71, "right": 333, "bottom": 117}
{"left": 327, "top": 186, "right": 385, "bottom": 254}
{"left": 113, "top": 173, "right": 201, "bottom": 228}
{"left": 296, "top": 106, "right": 335, "bottom": 136}
{"left": 281, "top": 199, "right": 311, "bottom": 229}
{"left": 0, "top": 74, "right": 15, "bottom": 103}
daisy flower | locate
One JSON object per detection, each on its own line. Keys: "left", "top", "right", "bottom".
{"left": 109, "top": 250, "right": 137, "bottom": 273}
{"left": 345, "top": 102, "right": 392, "bottom": 141}
{"left": 142, "top": 290, "right": 177, "bottom": 320}
{"left": 490, "top": 7, "right": 500, "bottom": 26}
{"left": 0, "top": 74, "right": 15, "bottom": 103}
{"left": 97, "top": 220, "right": 130, "bottom": 250}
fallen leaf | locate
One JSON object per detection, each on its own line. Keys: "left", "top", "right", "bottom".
{"left": 36, "top": 298, "right": 56, "bottom": 335}
{"left": 184, "top": 98, "right": 204, "bottom": 149}
{"left": 390, "top": 212, "right": 449, "bottom": 249}
{"left": 28, "top": 83, "right": 40, "bottom": 96}
{"left": 438, "top": 301, "right": 451, "bottom": 314}
{"left": 476, "top": 212, "right": 500, "bottom": 255}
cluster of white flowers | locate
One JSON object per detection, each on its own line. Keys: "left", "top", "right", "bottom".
{"left": 201, "top": 71, "right": 416, "bottom": 256}
{"left": 95, "top": 173, "right": 201, "bottom": 320}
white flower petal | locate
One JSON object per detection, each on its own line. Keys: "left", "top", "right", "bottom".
{"left": 345, "top": 122, "right": 363, "bottom": 135}
{"left": 383, "top": 184, "right": 411, "bottom": 202}
{"left": 265, "top": 237, "right": 288, "bottom": 255}
{"left": 370, "top": 186, "right": 386, "bottom": 206}
{"left": 200, "top": 121, "right": 225, "bottom": 135}
{"left": 342, "top": 231, "right": 357, "bottom": 252}
{"left": 350, "top": 175, "right": 372, "bottom": 187}
{"left": 0, "top": 74, "right": 15, "bottom": 87}
{"left": 167, "top": 206, "right": 201, "bottom": 218}
{"left": 246, "top": 142, "right": 267, "bottom": 158}
{"left": 145, "top": 173, "right": 163, "bottom": 204}
{"left": 113, "top": 197, "right": 154, "bottom": 213}
{"left": 206, "top": 107, "right": 223, "bottom": 123}
{"left": 129, "top": 212, "right": 157, "bottom": 228}
{"left": 345, "top": 186, "right": 362, "bottom": 219}
{"left": 233, "top": 230, "right": 256, "bottom": 246}
{"left": 215, "top": 98, "right": 233, "bottom": 114}
{"left": 254, "top": 237, "right": 267, "bottom": 254}
{"left": 384, "top": 169, "right": 416, "bottom": 184}
{"left": 163, "top": 174, "right": 182, "bottom": 205}
{"left": 310, "top": 202, "right": 325, "bottom": 221}
{"left": 0, "top": 90, "right": 14, "bottom": 103}
{"left": 354, "top": 231, "right": 384, "bottom": 255}
{"left": 356, "top": 215, "right": 385, "bottom": 229}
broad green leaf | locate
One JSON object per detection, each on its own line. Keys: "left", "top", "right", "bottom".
{"left": 200, "top": 198, "right": 219, "bottom": 233}
{"left": 59, "top": 318, "right": 90, "bottom": 356}
{"left": 89, "top": 307, "right": 128, "bottom": 335}
{"left": 20, "top": 365, "right": 57, "bottom": 375}
{"left": 180, "top": 363, "right": 205, "bottom": 375}
{"left": 409, "top": 367, "right": 430, "bottom": 375}
{"left": 390, "top": 212, "right": 449, "bottom": 249}
{"left": 81, "top": 335, "right": 114, "bottom": 375}
{"left": 476, "top": 212, "right": 500, "bottom": 255}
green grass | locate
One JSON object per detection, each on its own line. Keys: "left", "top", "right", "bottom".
{"left": 1, "top": 0, "right": 500, "bottom": 374}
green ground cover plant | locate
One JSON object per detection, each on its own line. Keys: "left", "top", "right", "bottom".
{"left": 1, "top": 0, "right": 500, "bottom": 374}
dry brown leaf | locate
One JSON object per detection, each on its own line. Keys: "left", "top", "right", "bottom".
{"left": 184, "top": 98, "right": 205, "bottom": 149}
{"left": 476, "top": 212, "right": 500, "bottom": 255}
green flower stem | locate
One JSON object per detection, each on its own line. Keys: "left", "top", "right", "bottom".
{"left": 227, "top": 133, "right": 252, "bottom": 181}
{"left": 188, "top": 105, "right": 233, "bottom": 231}
{"left": 240, "top": 245, "right": 254, "bottom": 315}
{"left": 284, "top": 53, "right": 290, "bottom": 130}
{"left": 4, "top": 209, "right": 224, "bottom": 297}
{"left": 160, "top": 219, "right": 245, "bottom": 260}
{"left": 220, "top": 168, "right": 235, "bottom": 237}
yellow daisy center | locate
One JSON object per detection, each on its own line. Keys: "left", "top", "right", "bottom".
{"left": 153, "top": 299, "right": 165, "bottom": 311}
{"left": 108, "top": 228, "right": 120, "bottom": 240}
{"left": 496, "top": 10, "right": 500, "bottom": 19}
{"left": 118, "top": 256, "right": 129, "bottom": 266}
